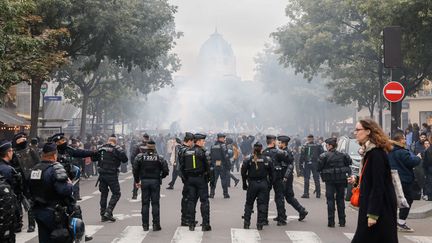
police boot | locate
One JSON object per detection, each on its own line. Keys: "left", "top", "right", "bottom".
{"left": 257, "top": 224, "right": 263, "bottom": 231}
{"left": 301, "top": 194, "right": 309, "bottom": 199}
{"left": 234, "top": 179, "right": 240, "bottom": 187}
{"left": 103, "top": 209, "right": 116, "bottom": 222}
{"left": 153, "top": 224, "right": 162, "bottom": 231}
{"left": 277, "top": 220, "right": 287, "bottom": 226}
{"left": 201, "top": 225, "right": 212, "bottom": 231}
{"left": 243, "top": 221, "right": 250, "bottom": 229}
{"left": 100, "top": 209, "right": 107, "bottom": 222}
{"left": 299, "top": 210, "right": 308, "bottom": 221}
{"left": 143, "top": 225, "right": 149, "bottom": 231}
{"left": 223, "top": 194, "right": 230, "bottom": 199}
{"left": 85, "top": 235, "right": 93, "bottom": 241}
{"left": 27, "top": 225, "right": 35, "bottom": 233}
{"left": 209, "top": 193, "right": 215, "bottom": 199}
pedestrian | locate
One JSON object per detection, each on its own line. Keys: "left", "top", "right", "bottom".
{"left": 412, "top": 123, "right": 420, "bottom": 144}
{"left": 388, "top": 130, "right": 421, "bottom": 232}
{"left": 241, "top": 142, "right": 273, "bottom": 230}
{"left": 226, "top": 137, "right": 240, "bottom": 187}
{"left": 349, "top": 119, "right": 398, "bottom": 243}
{"left": 422, "top": 138, "right": 432, "bottom": 201}
{"left": 176, "top": 133, "right": 196, "bottom": 226}
{"left": 318, "top": 137, "right": 352, "bottom": 228}
{"left": 300, "top": 134, "right": 324, "bottom": 198}
{"left": 29, "top": 142, "right": 86, "bottom": 243}
{"left": 11, "top": 132, "right": 40, "bottom": 232}
{"left": 209, "top": 133, "right": 231, "bottom": 199}
{"left": 97, "top": 134, "right": 129, "bottom": 222}
{"left": 133, "top": 140, "right": 169, "bottom": 231}
{"left": 413, "top": 132, "right": 427, "bottom": 155}
{"left": 278, "top": 136, "right": 309, "bottom": 222}
{"left": 180, "top": 133, "right": 212, "bottom": 231}
{"left": 166, "top": 138, "right": 182, "bottom": 190}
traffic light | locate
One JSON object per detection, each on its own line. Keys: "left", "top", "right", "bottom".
{"left": 383, "top": 26, "right": 402, "bottom": 68}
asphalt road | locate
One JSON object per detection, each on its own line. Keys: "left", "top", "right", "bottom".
{"left": 17, "top": 167, "right": 432, "bottom": 243}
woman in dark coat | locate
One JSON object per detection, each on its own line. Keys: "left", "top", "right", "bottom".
{"left": 349, "top": 119, "right": 398, "bottom": 243}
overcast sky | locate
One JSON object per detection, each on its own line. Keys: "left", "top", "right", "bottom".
{"left": 169, "top": 0, "right": 289, "bottom": 81}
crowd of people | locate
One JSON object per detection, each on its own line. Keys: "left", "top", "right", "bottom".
{"left": 0, "top": 121, "right": 431, "bottom": 242}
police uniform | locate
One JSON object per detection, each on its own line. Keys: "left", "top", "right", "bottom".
{"left": 180, "top": 133, "right": 212, "bottom": 231}
{"left": 12, "top": 132, "right": 40, "bottom": 232}
{"left": 300, "top": 136, "right": 324, "bottom": 198}
{"left": 130, "top": 134, "right": 150, "bottom": 200}
{"left": 278, "top": 136, "right": 308, "bottom": 222}
{"left": 318, "top": 138, "right": 352, "bottom": 227}
{"left": 97, "top": 136, "right": 128, "bottom": 222}
{"left": 209, "top": 133, "right": 230, "bottom": 198}
{"left": 132, "top": 141, "right": 169, "bottom": 231}
{"left": 241, "top": 142, "right": 273, "bottom": 230}
{"left": 29, "top": 143, "right": 79, "bottom": 243}
{"left": 52, "top": 133, "right": 96, "bottom": 201}
{"left": 262, "top": 135, "right": 291, "bottom": 225}
{"left": 0, "top": 140, "right": 23, "bottom": 233}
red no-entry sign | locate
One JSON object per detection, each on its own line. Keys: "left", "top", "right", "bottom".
{"left": 383, "top": 81, "right": 405, "bottom": 103}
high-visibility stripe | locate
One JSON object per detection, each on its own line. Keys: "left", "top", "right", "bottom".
{"left": 193, "top": 155, "right": 196, "bottom": 169}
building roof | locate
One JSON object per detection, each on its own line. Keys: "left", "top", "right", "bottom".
{"left": 0, "top": 108, "right": 29, "bottom": 126}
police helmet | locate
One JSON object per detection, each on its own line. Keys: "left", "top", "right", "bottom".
{"left": 69, "top": 217, "right": 85, "bottom": 242}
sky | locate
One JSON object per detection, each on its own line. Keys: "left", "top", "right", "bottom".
{"left": 169, "top": 0, "right": 289, "bottom": 81}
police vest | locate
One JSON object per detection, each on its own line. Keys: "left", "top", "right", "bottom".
{"left": 138, "top": 153, "right": 162, "bottom": 179}
{"left": 98, "top": 145, "right": 120, "bottom": 174}
{"left": 263, "top": 148, "right": 281, "bottom": 167}
{"left": 0, "top": 178, "right": 17, "bottom": 234}
{"left": 210, "top": 144, "right": 223, "bottom": 163}
{"left": 320, "top": 151, "right": 351, "bottom": 182}
{"left": 247, "top": 156, "right": 270, "bottom": 180}
{"left": 29, "top": 163, "right": 58, "bottom": 206}
{"left": 15, "top": 147, "right": 37, "bottom": 179}
{"left": 183, "top": 148, "right": 204, "bottom": 175}
{"left": 303, "top": 144, "right": 321, "bottom": 162}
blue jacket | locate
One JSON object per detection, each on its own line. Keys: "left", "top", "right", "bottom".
{"left": 388, "top": 143, "right": 421, "bottom": 184}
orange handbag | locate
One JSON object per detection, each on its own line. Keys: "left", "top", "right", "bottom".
{"left": 350, "top": 159, "right": 368, "bottom": 207}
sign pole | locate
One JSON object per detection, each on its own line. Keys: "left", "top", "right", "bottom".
{"left": 40, "top": 82, "right": 48, "bottom": 128}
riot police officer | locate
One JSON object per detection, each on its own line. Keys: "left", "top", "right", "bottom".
{"left": 262, "top": 135, "right": 290, "bottom": 225}
{"left": 12, "top": 132, "right": 40, "bottom": 232}
{"left": 180, "top": 133, "right": 212, "bottom": 231}
{"left": 29, "top": 142, "right": 86, "bottom": 243}
{"left": 97, "top": 135, "right": 128, "bottom": 222}
{"left": 0, "top": 140, "right": 19, "bottom": 241}
{"left": 300, "top": 134, "right": 324, "bottom": 198}
{"left": 318, "top": 138, "right": 352, "bottom": 227}
{"left": 130, "top": 133, "right": 150, "bottom": 200}
{"left": 209, "top": 133, "right": 230, "bottom": 198}
{"left": 241, "top": 142, "right": 273, "bottom": 230}
{"left": 176, "top": 132, "right": 195, "bottom": 226}
{"left": 133, "top": 140, "right": 169, "bottom": 231}
{"left": 51, "top": 133, "right": 96, "bottom": 201}
{"left": 278, "top": 136, "right": 308, "bottom": 222}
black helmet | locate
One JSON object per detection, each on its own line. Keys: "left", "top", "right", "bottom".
{"left": 69, "top": 217, "right": 85, "bottom": 242}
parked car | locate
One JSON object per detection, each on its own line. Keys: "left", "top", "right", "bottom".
{"left": 336, "top": 136, "right": 361, "bottom": 201}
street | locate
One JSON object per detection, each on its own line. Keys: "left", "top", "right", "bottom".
{"left": 17, "top": 167, "right": 432, "bottom": 243}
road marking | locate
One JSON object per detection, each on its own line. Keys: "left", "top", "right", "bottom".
{"left": 16, "top": 230, "right": 38, "bottom": 242}
{"left": 405, "top": 236, "right": 432, "bottom": 243}
{"left": 92, "top": 190, "right": 101, "bottom": 195}
{"left": 286, "top": 231, "right": 322, "bottom": 243}
{"left": 231, "top": 228, "right": 260, "bottom": 243}
{"left": 344, "top": 233, "right": 354, "bottom": 240}
{"left": 113, "top": 214, "right": 141, "bottom": 221}
{"left": 86, "top": 225, "right": 104, "bottom": 236}
{"left": 385, "top": 90, "right": 403, "bottom": 94}
{"left": 112, "top": 226, "right": 148, "bottom": 243}
{"left": 78, "top": 195, "right": 94, "bottom": 202}
{"left": 171, "top": 226, "right": 203, "bottom": 243}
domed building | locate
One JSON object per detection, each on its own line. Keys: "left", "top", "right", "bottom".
{"left": 197, "top": 29, "right": 238, "bottom": 79}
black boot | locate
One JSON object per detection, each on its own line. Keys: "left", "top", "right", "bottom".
{"left": 103, "top": 209, "right": 116, "bottom": 222}
{"left": 27, "top": 225, "right": 35, "bottom": 233}
{"left": 85, "top": 235, "right": 93, "bottom": 241}
{"left": 243, "top": 222, "right": 250, "bottom": 229}
{"left": 201, "top": 225, "right": 212, "bottom": 231}
{"left": 257, "top": 224, "right": 263, "bottom": 230}
{"left": 143, "top": 225, "right": 149, "bottom": 231}
{"left": 299, "top": 210, "right": 308, "bottom": 221}
{"left": 153, "top": 224, "right": 162, "bottom": 231}
{"left": 277, "top": 220, "right": 287, "bottom": 226}
{"left": 301, "top": 194, "right": 309, "bottom": 198}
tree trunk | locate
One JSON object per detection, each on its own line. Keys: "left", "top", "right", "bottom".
{"left": 30, "top": 79, "right": 42, "bottom": 138}
{"left": 368, "top": 103, "right": 375, "bottom": 119}
{"left": 80, "top": 91, "right": 89, "bottom": 139}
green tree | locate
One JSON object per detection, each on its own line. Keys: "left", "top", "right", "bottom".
{"left": 272, "top": 0, "right": 432, "bottom": 125}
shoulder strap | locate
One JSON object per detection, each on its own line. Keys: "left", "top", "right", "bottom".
{"left": 358, "top": 159, "right": 369, "bottom": 187}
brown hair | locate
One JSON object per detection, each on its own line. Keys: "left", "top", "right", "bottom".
{"left": 359, "top": 119, "right": 392, "bottom": 152}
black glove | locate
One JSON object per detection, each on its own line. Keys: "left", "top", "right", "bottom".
{"left": 242, "top": 183, "right": 248, "bottom": 191}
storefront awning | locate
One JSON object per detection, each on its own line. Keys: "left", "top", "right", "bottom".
{"left": 0, "top": 108, "right": 30, "bottom": 126}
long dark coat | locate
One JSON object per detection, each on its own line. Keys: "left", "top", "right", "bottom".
{"left": 352, "top": 147, "right": 398, "bottom": 243}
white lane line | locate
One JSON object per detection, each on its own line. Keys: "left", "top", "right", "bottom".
{"left": 92, "top": 190, "right": 101, "bottom": 195}
{"left": 344, "top": 233, "right": 354, "bottom": 240}
{"left": 112, "top": 226, "right": 149, "bottom": 243}
{"left": 113, "top": 214, "right": 141, "bottom": 221}
{"left": 231, "top": 228, "right": 260, "bottom": 243}
{"left": 171, "top": 226, "right": 203, "bottom": 243}
{"left": 286, "top": 231, "right": 322, "bottom": 243}
{"left": 386, "top": 90, "right": 402, "bottom": 94}
{"left": 78, "top": 195, "right": 94, "bottom": 202}
{"left": 86, "top": 225, "right": 104, "bottom": 236}
{"left": 16, "top": 231, "right": 38, "bottom": 242}
{"left": 405, "top": 236, "right": 432, "bottom": 243}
